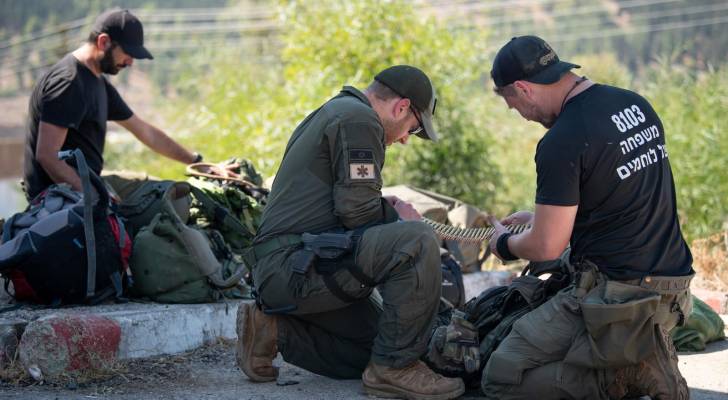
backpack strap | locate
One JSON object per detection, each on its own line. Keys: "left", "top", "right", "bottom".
{"left": 2, "top": 213, "right": 19, "bottom": 243}
{"left": 70, "top": 149, "right": 98, "bottom": 300}
{"left": 159, "top": 184, "right": 249, "bottom": 289}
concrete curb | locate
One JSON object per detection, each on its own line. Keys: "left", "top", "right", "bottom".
{"left": 0, "top": 271, "right": 514, "bottom": 365}
{"left": 19, "top": 314, "right": 121, "bottom": 380}
{"left": 3, "top": 271, "right": 722, "bottom": 378}
{"left": 0, "top": 300, "right": 249, "bottom": 364}
{"left": 106, "top": 301, "right": 243, "bottom": 359}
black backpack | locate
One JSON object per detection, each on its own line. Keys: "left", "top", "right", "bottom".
{"left": 440, "top": 251, "right": 466, "bottom": 309}
{"left": 0, "top": 149, "right": 131, "bottom": 305}
{"left": 459, "top": 259, "right": 573, "bottom": 385}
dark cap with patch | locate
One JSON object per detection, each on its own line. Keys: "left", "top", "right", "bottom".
{"left": 374, "top": 65, "right": 438, "bottom": 142}
{"left": 92, "top": 9, "right": 153, "bottom": 60}
{"left": 491, "top": 35, "right": 579, "bottom": 88}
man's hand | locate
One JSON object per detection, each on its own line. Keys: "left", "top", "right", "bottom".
{"left": 487, "top": 205, "right": 577, "bottom": 262}
{"left": 501, "top": 210, "right": 534, "bottom": 226}
{"left": 486, "top": 214, "right": 513, "bottom": 260}
{"left": 383, "top": 195, "right": 421, "bottom": 221}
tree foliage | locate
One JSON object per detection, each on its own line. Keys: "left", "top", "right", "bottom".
{"left": 641, "top": 63, "right": 728, "bottom": 240}
{"left": 104, "top": 0, "right": 728, "bottom": 242}
{"left": 112, "top": 0, "right": 500, "bottom": 208}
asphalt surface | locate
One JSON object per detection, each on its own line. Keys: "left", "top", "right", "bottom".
{"left": 1, "top": 338, "right": 726, "bottom": 400}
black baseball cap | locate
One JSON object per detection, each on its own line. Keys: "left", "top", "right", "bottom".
{"left": 491, "top": 35, "right": 579, "bottom": 88}
{"left": 92, "top": 9, "right": 153, "bottom": 60}
{"left": 374, "top": 65, "right": 438, "bottom": 141}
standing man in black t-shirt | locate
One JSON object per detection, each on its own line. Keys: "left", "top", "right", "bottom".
{"left": 23, "top": 9, "right": 201, "bottom": 200}
{"left": 480, "top": 36, "right": 694, "bottom": 399}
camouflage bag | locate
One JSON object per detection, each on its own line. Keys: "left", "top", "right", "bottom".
{"left": 186, "top": 157, "right": 269, "bottom": 252}
{"left": 129, "top": 182, "right": 248, "bottom": 303}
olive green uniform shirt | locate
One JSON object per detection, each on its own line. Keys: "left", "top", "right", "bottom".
{"left": 256, "top": 86, "right": 396, "bottom": 243}
{"left": 251, "top": 87, "right": 441, "bottom": 375}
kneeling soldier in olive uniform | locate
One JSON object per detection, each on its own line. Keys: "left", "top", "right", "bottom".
{"left": 236, "top": 65, "right": 465, "bottom": 400}
{"left": 484, "top": 36, "right": 693, "bottom": 399}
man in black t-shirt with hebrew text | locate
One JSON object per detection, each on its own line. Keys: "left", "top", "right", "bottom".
{"left": 481, "top": 35, "right": 694, "bottom": 399}
{"left": 23, "top": 9, "right": 201, "bottom": 200}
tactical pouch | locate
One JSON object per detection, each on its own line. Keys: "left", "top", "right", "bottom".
{"left": 566, "top": 280, "right": 661, "bottom": 368}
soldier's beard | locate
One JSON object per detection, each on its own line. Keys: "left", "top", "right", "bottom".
{"left": 99, "top": 47, "right": 122, "bottom": 75}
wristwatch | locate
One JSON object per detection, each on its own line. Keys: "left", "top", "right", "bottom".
{"left": 191, "top": 152, "right": 203, "bottom": 163}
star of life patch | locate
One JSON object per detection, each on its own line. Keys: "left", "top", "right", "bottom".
{"left": 350, "top": 163, "right": 376, "bottom": 180}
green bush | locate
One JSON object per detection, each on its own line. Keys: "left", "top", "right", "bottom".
{"left": 641, "top": 63, "right": 728, "bottom": 241}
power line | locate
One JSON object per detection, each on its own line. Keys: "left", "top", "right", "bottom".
{"left": 451, "top": 0, "right": 708, "bottom": 28}
{"left": 4, "top": 13, "right": 725, "bottom": 83}
{"left": 549, "top": 12, "right": 728, "bottom": 42}
{"left": 143, "top": 20, "right": 279, "bottom": 34}
{"left": 0, "top": 22, "right": 280, "bottom": 70}
{"left": 425, "top": 0, "right": 577, "bottom": 13}
{"left": 2, "top": 0, "right": 673, "bottom": 52}
{"left": 0, "top": 32, "right": 278, "bottom": 70}
{"left": 0, "top": 0, "right": 693, "bottom": 63}
{"left": 2, "top": 1, "right": 726, "bottom": 84}
{"left": 0, "top": 0, "right": 694, "bottom": 56}
{"left": 0, "top": 7, "right": 279, "bottom": 52}
{"left": 456, "top": 2, "right": 728, "bottom": 33}
{"left": 0, "top": 38, "right": 281, "bottom": 77}
{"left": 428, "top": 0, "right": 680, "bottom": 18}
{"left": 0, "top": 18, "right": 88, "bottom": 52}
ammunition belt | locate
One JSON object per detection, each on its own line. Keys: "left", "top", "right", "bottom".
{"left": 421, "top": 217, "right": 530, "bottom": 245}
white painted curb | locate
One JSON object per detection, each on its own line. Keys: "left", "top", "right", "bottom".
{"left": 102, "top": 300, "right": 248, "bottom": 359}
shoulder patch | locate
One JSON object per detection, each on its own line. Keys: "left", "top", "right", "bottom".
{"left": 350, "top": 163, "right": 376, "bottom": 180}
{"left": 349, "top": 149, "right": 374, "bottom": 162}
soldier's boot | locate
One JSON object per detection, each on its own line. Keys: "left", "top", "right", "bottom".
{"left": 235, "top": 302, "right": 279, "bottom": 382}
{"left": 607, "top": 327, "right": 689, "bottom": 400}
{"left": 362, "top": 360, "right": 465, "bottom": 400}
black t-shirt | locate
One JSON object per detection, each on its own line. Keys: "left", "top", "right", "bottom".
{"left": 23, "top": 53, "right": 133, "bottom": 199}
{"left": 535, "top": 84, "right": 692, "bottom": 280}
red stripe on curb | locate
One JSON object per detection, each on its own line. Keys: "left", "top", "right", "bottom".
{"left": 48, "top": 315, "right": 121, "bottom": 371}
{"left": 19, "top": 314, "right": 121, "bottom": 380}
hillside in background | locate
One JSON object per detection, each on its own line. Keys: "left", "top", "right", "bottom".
{"left": 2, "top": 0, "right": 728, "bottom": 97}
{"left": 1, "top": 0, "right": 726, "bottom": 243}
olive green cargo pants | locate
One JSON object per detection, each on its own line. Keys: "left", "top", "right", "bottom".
{"left": 481, "top": 270, "right": 692, "bottom": 400}
{"left": 252, "top": 220, "right": 442, "bottom": 379}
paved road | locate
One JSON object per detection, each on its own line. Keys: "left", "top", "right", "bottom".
{"left": 2, "top": 338, "right": 726, "bottom": 400}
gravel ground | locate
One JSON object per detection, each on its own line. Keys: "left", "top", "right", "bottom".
{"left": 1, "top": 338, "right": 726, "bottom": 400}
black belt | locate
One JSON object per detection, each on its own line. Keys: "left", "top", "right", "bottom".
{"left": 243, "top": 234, "right": 302, "bottom": 267}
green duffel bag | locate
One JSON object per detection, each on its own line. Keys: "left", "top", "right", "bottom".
{"left": 671, "top": 295, "right": 726, "bottom": 351}
{"left": 129, "top": 182, "right": 247, "bottom": 303}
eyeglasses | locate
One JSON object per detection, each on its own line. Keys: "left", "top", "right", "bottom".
{"left": 409, "top": 105, "right": 423, "bottom": 135}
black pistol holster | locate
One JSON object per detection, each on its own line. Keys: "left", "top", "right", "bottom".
{"left": 291, "top": 232, "right": 353, "bottom": 275}
{"left": 291, "top": 231, "right": 376, "bottom": 303}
